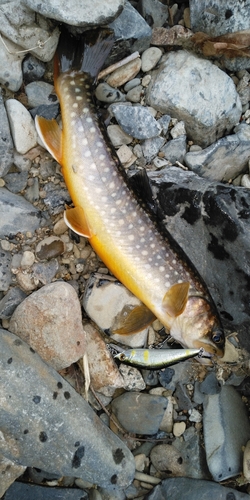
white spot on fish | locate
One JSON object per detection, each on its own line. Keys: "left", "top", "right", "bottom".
{"left": 109, "top": 182, "right": 115, "bottom": 189}
{"left": 116, "top": 200, "right": 122, "bottom": 205}
{"left": 95, "top": 187, "right": 101, "bottom": 193}
{"left": 145, "top": 264, "right": 151, "bottom": 269}
{"left": 128, "top": 224, "right": 133, "bottom": 230}
{"left": 101, "top": 196, "right": 107, "bottom": 202}
{"left": 73, "top": 103, "right": 78, "bottom": 108}
{"left": 173, "top": 259, "right": 177, "bottom": 264}
{"left": 86, "top": 117, "right": 93, "bottom": 123}
{"left": 75, "top": 88, "right": 81, "bottom": 92}
{"left": 71, "top": 112, "right": 77, "bottom": 118}
{"left": 82, "top": 138, "right": 88, "bottom": 146}
{"left": 78, "top": 125, "right": 84, "bottom": 132}
{"left": 90, "top": 163, "right": 97, "bottom": 170}
{"left": 136, "top": 244, "right": 140, "bottom": 249}
{"left": 150, "top": 243, "right": 156, "bottom": 248}
{"left": 83, "top": 108, "right": 88, "bottom": 114}
{"left": 88, "top": 175, "right": 95, "bottom": 181}
{"left": 84, "top": 151, "right": 91, "bottom": 157}
{"left": 118, "top": 219, "right": 124, "bottom": 225}
{"left": 159, "top": 266, "right": 165, "bottom": 272}
{"left": 104, "top": 167, "right": 110, "bottom": 173}
{"left": 90, "top": 127, "right": 95, "bottom": 133}
{"left": 111, "top": 208, "right": 116, "bottom": 214}
{"left": 128, "top": 234, "right": 134, "bottom": 241}
{"left": 76, "top": 96, "right": 83, "bottom": 100}
{"left": 97, "top": 141, "right": 102, "bottom": 147}
{"left": 165, "top": 281, "right": 171, "bottom": 288}
{"left": 101, "top": 177, "right": 106, "bottom": 182}
{"left": 70, "top": 80, "right": 75, "bottom": 85}
{"left": 142, "top": 250, "right": 148, "bottom": 256}
{"left": 140, "top": 227, "right": 145, "bottom": 232}
{"left": 99, "top": 154, "right": 105, "bottom": 160}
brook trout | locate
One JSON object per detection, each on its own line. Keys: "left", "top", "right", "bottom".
{"left": 35, "top": 29, "right": 225, "bottom": 358}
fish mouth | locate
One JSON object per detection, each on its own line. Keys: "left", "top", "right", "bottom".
{"left": 194, "top": 339, "right": 224, "bottom": 359}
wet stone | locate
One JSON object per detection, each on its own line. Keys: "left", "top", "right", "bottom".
{"left": 174, "top": 382, "right": 195, "bottom": 411}
{"left": 126, "top": 85, "right": 143, "bottom": 103}
{"left": 43, "top": 183, "right": 71, "bottom": 215}
{"left": 0, "top": 250, "right": 12, "bottom": 292}
{"left": 0, "top": 287, "right": 27, "bottom": 319}
{"left": 0, "top": 328, "right": 135, "bottom": 489}
{"left": 109, "top": 104, "right": 162, "bottom": 140}
{"left": 199, "top": 372, "right": 221, "bottom": 395}
{"left": 35, "top": 236, "right": 64, "bottom": 261}
{"left": 138, "top": 0, "right": 169, "bottom": 28}
{"left": 0, "top": 35, "right": 24, "bottom": 92}
{"left": 157, "top": 114, "right": 171, "bottom": 135}
{"left": 111, "top": 392, "right": 168, "bottom": 435}
{"left": 141, "top": 136, "right": 165, "bottom": 163}
{"left": 0, "top": 455, "right": 26, "bottom": 498}
{"left": 141, "top": 47, "right": 163, "bottom": 72}
{"left": 0, "top": 92, "right": 14, "bottom": 177}
{"left": 119, "top": 364, "right": 146, "bottom": 391}
{"left": 9, "top": 281, "right": 86, "bottom": 370}
{"left": 4, "top": 482, "right": 88, "bottom": 500}
{"left": 146, "top": 477, "right": 250, "bottom": 500}
{"left": 107, "top": 124, "right": 133, "bottom": 147}
{"left": 124, "top": 78, "right": 141, "bottom": 92}
{"left": 107, "top": 58, "right": 142, "bottom": 88}
{"left": 203, "top": 385, "right": 250, "bottom": 481}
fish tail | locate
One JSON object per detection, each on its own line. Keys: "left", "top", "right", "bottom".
{"left": 54, "top": 27, "right": 114, "bottom": 83}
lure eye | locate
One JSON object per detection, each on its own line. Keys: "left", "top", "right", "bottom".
{"left": 212, "top": 330, "right": 224, "bottom": 345}
{"left": 119, "top": 353, "right": 126, "bottom": 361}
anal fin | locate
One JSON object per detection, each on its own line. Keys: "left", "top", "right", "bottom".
{"left": 112, "top": 304, "right": 156, "bottom": 336}
{"left": 64, "top": 206, "right": 93, "bottom": 238}
{"left": 35, "top": 116, "right": 62, "bottom": 164}
{"left": 162, "top": 282, "right": 190, "bottom": 318}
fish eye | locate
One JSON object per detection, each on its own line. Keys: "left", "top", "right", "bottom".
{"left": 212, "top": 330, "right": 223, "bottom": 344}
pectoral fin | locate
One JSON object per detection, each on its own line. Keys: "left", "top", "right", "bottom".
{"left": 64, "top": 206, "right": 93, "bottom": 238}
{"left": 162, "top": 282, "right": 190, "bottom": 317}
{"left": 112, "top": 304, "right": 156, "bottom": 335}
{"left": 35, "top": 116, "right": 62, "bottom": 164}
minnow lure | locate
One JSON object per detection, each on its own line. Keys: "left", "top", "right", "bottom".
{"left": 35, "top": 29, "right": 225, "bottom": 358}
{"left": 114, "top": 347, "right": 203, "bottom": 369}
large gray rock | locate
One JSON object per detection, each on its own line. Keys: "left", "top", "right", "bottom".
{"left": 0, "top": 188, "right": 41, "bottom": 237}
{"left": 146, "top": 50, "right": 242, "bottom": 148}
{"left": 0, "top": 328, "right": 135, "bottom": 489}
{"left": 146, "top": 167, "right": 250, "bottom": 350}
{"left": 23, "top": 0, "right": 124, "bottom": 27}
{"left": 146, "top": 477, "right": 250, "bottom": 500}
{"left": 203, "top": 385, "right": 250, "bottom": 481}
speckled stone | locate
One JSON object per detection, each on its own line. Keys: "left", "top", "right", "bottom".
{"left": 0, "top": 328, "right": 135, "bottom": 489}
{"left": 109, "top": 104, "right": 162, "bottom": 139}
{"left": 0, "top": 92, "right": 14, "bottom": 177}
{"left": 147, "top": 478, "right": 250, "bottom": 500}
{"left": 5, "top": 99, "right": 37, "bottom": 154}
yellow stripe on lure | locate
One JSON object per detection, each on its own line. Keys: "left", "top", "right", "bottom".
{"left": 35, "top": 29, "right": 225, "bottom": 358}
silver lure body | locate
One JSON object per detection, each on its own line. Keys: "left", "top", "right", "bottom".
{"left": 114, "top": 348, "right": 202, "bottom": 369}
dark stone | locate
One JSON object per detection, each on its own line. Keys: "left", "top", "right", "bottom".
{"left": 22, "top": 54, "right": 46, "bottom": 83}
{"left": 30, "top": 103, "right": 60, "bottom": 120}
{"left": 3, "top": 482, "right": 88, "bottom": 500}
{"left": 147, "top": 167, "right": 250, "bottom": 352}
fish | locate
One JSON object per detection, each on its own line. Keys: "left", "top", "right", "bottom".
{"left": 35, "top": 28, "right": 225, "bottom": 359}
{"left": 114, "top": 347, "right": 203, "bottom": 369}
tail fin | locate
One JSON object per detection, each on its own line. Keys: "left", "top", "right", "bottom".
{"left": 54, "top": 27, "right": 114, "bottom": 81}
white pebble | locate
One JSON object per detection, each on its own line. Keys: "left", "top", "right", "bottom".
{"left": 5, "top": 99, "right": 37, "bottom": 154}
{"left": 21, "top": 250, "right": 35, "bottom": 268}
{"left": 173, "top": 421, "right": 186, "bottom": 437}
{"left": 241, "top": 174, "right": 250, "bottom": 188}
{"left": 141, "top": 47, "right": 163, "bottom": 73}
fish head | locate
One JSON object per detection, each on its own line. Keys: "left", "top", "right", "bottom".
{"left": 169, "top": 295, "right": 225, "bottom": 360}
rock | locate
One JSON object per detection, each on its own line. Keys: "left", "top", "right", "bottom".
{"left": 25, "top": 81, "right": 58, "bottom": 108}
{"left": 185, "top": 127, "right": 250, "bottom": 182}
{"left": 158, "top": 358, "right": 196, "bottom": 391}
{"left": 30, "top": 103, "right": 60, "bottom": 120}
{"left": 0, "top": 455, "right": 26, "bottom": 498}
{"left": 83, "top": 275, "right": 148, "bottom": 347}
{"left": 8, "top": 282, "right": 86, "bottom": 370}
{"left": 109, "top": 104, "right": 162, "bottom": 139}
{"left": 174, "top": 382, "right": 195, "bottom": 411}
{"left": 25, "top": 176, "right": 40, "bottom": 203}
{"left": 0, "top": 188, "right": 42, "bottom": 238}
{"left": 117, "top": 144, "right": 136, "bottom": 168}
{"left": 0, "top": 35, "right": 24, "bottom": 91}
{"left": 137, "top": 0, "right": 169, "bottom": 28}
{"left": 118, "top": 364, "right": 146, "bottom": 391}
{"left": 200, "top": 372, "right": 221, "bottom": 395}
{"left": 95, "top": 83, "right": 126, "bottom": 103}
{"left": 243, "top": 440, "right": 250, "bottom": 481}
{"left": 151, "top": 25, "right": 192, "bottom": 47}
{"left": 203, "top": 385, "right": 250, "bottom": 481}
{"left": 173, "top": 421, "right": 186, "bottom": 437}
{"left": 146, "top": 50, "right": 242, "bottom": 148}
{"left": 23, "top": 0, "right": 124, "bottom": 27}
{"left": 0, "top": 287, "right": 27, "bottom": 319}
{"left": 83, "top": 322, "right": 125, "bottom": 396}
{"left": 5, "top": 99, "right": 37, "bottom": 154}
{"left": 150, "top": 443, "right": 185, "bottom": 474}
{"left": 141, "top": 47, "right": 162, "bottom": 72}
{"left": 0, "top": 250, "right": 12, "bottom": 292}
{"left": 35, "top": 236, "right": 65, "bottom": 261}
{"left": 160, "top": 136, "right": 187, "bottom": 163}
{"left": 141, "top": 135, "right": 165, "bottom": 163}
{"left": 22, "top": 54, "right": 46, "bottom": 84}
{"left": 43, "top": 183, "right": 71, "bottom": 215}
{"left": 106, "top": 58, "right": 142, "bottom": 88}
{"left": 170, "top": 121, "right": 186, "bottom": 139}
{"left": 3, "top": 171, "right": 28, "bottom": 194}
{"left": 124, "top": 78, "right": 141, "bottom": 92}
{"left": 4, "top": 482, "right": 88, "bottom": 500}
{"left": 20, "top": 250, "right": 35, "bottom": 269}
{"left": 107, "top": 124, "right": 133, "bottom": 147}
{"left": 126, "top": 85, "right": 143, "bottom": 103}
{"left": 109, "top": 1, "right": 152, "bottom": 54}
{"left": 0, "top": 92, "right": 14, "bottom": 177}
{"left": 241, "top": 174, "right": 250, "bottom": 188}
{"left": 147, "top": 167, "right": 250, "bottom": 347}
{"left": 0, "top": 328, "right": 135, "bottom": 489}
{"left": 111, "top": 392, "right": 168, "bottom": 435}
{"left": 32, "top": 259, "right": 59, "bottom": 285}
{"left": 189, "top": 0, "right": 250, "bottom": 37}
{"left": 158, "top": 114, "right": 171, "bottom": 135}
{"left": 146, "top": 477, "right": 250, "bottom": 500}
{"left": 0, "top": 2, "right": 60, "bottom": 62}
